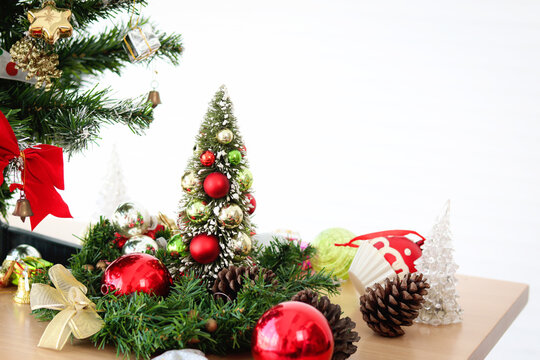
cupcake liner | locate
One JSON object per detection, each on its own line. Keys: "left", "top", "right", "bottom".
{"left": 348, "top": 240, "right": 396, "bottom": 295}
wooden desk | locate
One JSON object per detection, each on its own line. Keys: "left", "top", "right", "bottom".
{"left": 0, "top": 275, "right": 528, "bottom": 360}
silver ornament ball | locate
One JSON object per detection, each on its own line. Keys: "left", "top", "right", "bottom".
{"left": 181, "top": 171, "right": 201, "bottom": 194}
{"left": 6, "top": 244, "right": 41, "bottom": 261}
{"left": 113, "top": 202, "right": 151, "bottom": 237}
{"left": 216, "top": 129, "right": 234, "bottom": 144}
{"left": 122, "top": 235, "right": 159, "bottom": 255}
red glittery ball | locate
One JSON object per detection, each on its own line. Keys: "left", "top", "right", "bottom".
{"left": 246, "top": 193, "right": 256, "bottom": 215}
{"left": 200, "top": 150, "right": 216, "bottom": 166}
{"left": 190, "top": 233, "right": 220, "bottom": 264}
{"left": 101, "top": 253, "right": 173, "bottom": 297}
{"left": 203, "top": 172, "right": 230, "bottom": 198}
{"left": 252, "top": 301, "right": 334, "bottom": 360}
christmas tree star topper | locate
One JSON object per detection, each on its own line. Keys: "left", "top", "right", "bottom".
{"left": 28, "top": 1, "right": 73, "bottom": 45}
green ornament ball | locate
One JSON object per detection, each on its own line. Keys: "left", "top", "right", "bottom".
{"left": 185, "top": 199, "right": 210, "bottom": 224}
{"left": 228, "top": 150, "right": 242, "bottom": 165}
{"left": 311, "top": 228, "right": 357, "bottom": 280}
{"left": 236, "top": 167, "right": 253, "bottom": 192}
{"left": 167, "top": 233, "right": 187, "bottom": 254}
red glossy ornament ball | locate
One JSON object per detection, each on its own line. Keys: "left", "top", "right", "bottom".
{"left": 200, "top": 150, "right": 216, "bottom": 167}
{"left": 246, "top": 193, "right": 256, "bottom": 215}
{"left": 101, "top": 253, "right": 173, "bottom": 297}
{"left": 203, "top": 172, "right": 230, "bottom": 199}
{"left": 252, "top": 301, "right": 334, "bottom": 360}
{"left": 190, "top": 234, "right": 220, "bottom": 264}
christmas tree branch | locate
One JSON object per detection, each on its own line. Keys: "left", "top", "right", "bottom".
{"left": 57, "top": 19, "right": 183, "bottom": 87}
{"left": 6, "top": 84, "right": 153, "bottom": 154}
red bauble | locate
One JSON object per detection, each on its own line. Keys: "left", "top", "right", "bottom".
{"left": 190, "top": 234, "right": 220, "bottom": 264}
{"left": 200, "top": 150, "right": 216, "bottom": 167}
{"left": 246, "top": 193, "right": 256, "bottom": 215}
{"left": 252, "top": 301, "right": 334, "bottom": 360}
{"left": 101, "top": 253, "right": 173, "bottom": 296}
{"left": 203, "top": 172, "right": 230, "bottom": 199}
{"left": 370, "top": 236, "right": 422, "bottom": 274}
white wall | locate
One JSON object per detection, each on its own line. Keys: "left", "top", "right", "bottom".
{"left": 20, "top": 1, "right": 540, "bottom": 358}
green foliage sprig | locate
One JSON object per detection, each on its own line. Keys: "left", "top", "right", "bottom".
{"left": 32, "top": 226, "right": 339, "bottom": 359}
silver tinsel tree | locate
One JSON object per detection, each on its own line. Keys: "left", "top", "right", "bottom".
{"left": 415, "top": 200, "right": 463, "bottom": 325}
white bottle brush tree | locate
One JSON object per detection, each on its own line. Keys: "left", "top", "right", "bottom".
{"left": 95, "top": 144, "right": 128, "bottom": 218}
{"left": 178, "top": 86, "right": 256, "bottom": 280}
{"left": 415, "top": 200, "right": 463, "bottom": 325}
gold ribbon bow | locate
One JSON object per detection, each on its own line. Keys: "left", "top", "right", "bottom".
{"left": 30, "top": 264, "right": 104, "bottom": 350}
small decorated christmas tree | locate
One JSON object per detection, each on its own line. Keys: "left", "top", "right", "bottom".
{"left": 178, "top": 86, "right": 256, "bottom": 279}
{"left": 415, "top": 200, "right": 463, "bottom": 325}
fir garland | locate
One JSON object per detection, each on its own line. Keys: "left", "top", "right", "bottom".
{"left": 32, "top": 221, "right": 339, "bottom": 359}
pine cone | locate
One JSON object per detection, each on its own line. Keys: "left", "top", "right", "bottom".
{"left": 360, "top": 273, "right": 430, "bottom": 337}
{"left": 211, "top": 265, "right": 277, "bottom": 301}
{"left": 292, "top": 289, "right": 360, "bottom": 360}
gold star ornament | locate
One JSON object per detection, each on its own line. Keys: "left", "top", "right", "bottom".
{"left": 28, "top": 1, "right": 73, "bottom": 45}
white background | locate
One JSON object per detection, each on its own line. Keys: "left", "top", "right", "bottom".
{"left": 12, "top": 1, "right": 540, "bottom": 358}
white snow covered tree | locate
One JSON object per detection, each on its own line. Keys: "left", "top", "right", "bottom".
{"left": 415, "top": 200, "right": 463, "bottom": 325}
{"left": 95, "top": 144, "right": 128, "bottom": 218}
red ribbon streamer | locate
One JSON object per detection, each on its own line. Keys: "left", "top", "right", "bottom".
{"left": 334, "top": 229, "right": 425, "bottom": 248}
{"left": 0, "top": 110, "right": 72, "bottom": 230}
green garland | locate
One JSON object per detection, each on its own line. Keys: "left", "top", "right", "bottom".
{"left": 32, "top": 220, "right": 339, "bottom": 359}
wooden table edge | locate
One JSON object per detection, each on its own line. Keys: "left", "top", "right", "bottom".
{"left": 469, "top": 281, "right": 529, "bottom": 360}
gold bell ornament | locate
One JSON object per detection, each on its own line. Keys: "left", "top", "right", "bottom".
{"left": 12, "top": 194, "right": 34, "bottom": 223}
{"left": 13, "top": 265, "right": 30, "bottom": 304}
{"left": 147, "top": 72, "right": 161, "bottom": 108}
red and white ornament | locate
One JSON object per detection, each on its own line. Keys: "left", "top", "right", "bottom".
{"left": 189, "top": 233, "right": 220, "bottom": 264}
{"left": 203, "top": 172, "right": 230, "bottom": 199}
{"left": 200, "top": 150, "right": 215, "bottom": 167}
{"left": 245, "top": 193, "right": 256, "bottom": 215}
{"left": 0, "top": 48, "right": 35, "bottom": 84}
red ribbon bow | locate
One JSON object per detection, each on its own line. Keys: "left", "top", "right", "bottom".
{"left": 0, "top": 110, "right": 72, "bottom": 230}
{"left": 334, "top": 230, "right": 425, "bottom": 248}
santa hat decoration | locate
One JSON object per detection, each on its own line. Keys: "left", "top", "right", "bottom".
{"left": 338, "top": 230, "right": 425, "bottom": 295}
{"left": 0, "top": 48, "right": 36, "bottom": 84}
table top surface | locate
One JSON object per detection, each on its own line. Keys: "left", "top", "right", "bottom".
{"left": 0, "top": 274, "right": 528, "bottom": 360}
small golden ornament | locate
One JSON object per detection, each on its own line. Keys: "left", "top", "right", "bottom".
{"left": 147, "top": 90, "right": 161, "bottom": 108}
{"left": 13, "top": 266, "right": 30, "bottom": 304}
{"left": 28, "top": 1, "right": 73, "bottom": 45}
{"left": 218, "top": 204, "right": 243, "bottom": 229}
{"left": 181, "top": 171, "right": 201, "bottom": 194}
{"left": 9, "top": 37, "right": 62, "bottom": 91}
{"left": 12, "top": 195, "right": 34, "bottom": 222}
{"left": 96, "top": 260, "right": 107, "bottom": 271}
{"left": 82, "top": 264, "right": 95, "bottom": 271}
{"left": 0, "top": 260, "right": 15, "bottom": 287}
{"left": 232, "top": 232, "right": 252, "bottom": 259}
{"left": 205, "top": 319, "right": 218, "bottom": 332}
{"left": 216, "top": 129, "right": 234, "bottom": 144}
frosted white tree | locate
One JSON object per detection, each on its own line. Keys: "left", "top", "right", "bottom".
{"left": 95, "top": 144, "right": 128, "bottom": 218}
{"left": 415, "top": 200, "right": 463, "bottom": 325}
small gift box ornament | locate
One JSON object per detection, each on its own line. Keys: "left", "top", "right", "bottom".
{"left": 123, "top": 25, "right": 160, "bottom": 62}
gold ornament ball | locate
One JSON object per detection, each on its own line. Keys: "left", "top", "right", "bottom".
{"left": 236, "top": 167, "right": 254, "bottom": 192}
{"left": 216, "top": 129, "right": 234, "bottom": 144}
{"left": 218, "top": 204, "right": 243, "bottom": 229}
{"left": 232, "top": 232, "right": 253, "bottom": 259}
{"left": 186, "top": 200, "right": 211, "bottom": 224}
{"left": 122, "top": 235, "right": 159, "bottom": 255}
{"left": 181, "top": 171, "right": 201, "bottom": 194}
{"left": 113, "top": 202, "right": 151, "bottom": 237}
